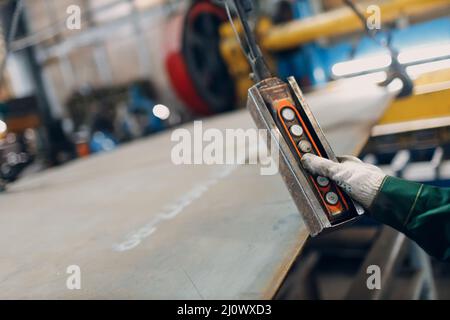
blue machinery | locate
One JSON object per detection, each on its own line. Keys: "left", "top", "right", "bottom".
{"left": 277, "top": 0, "right": 450, "bottom": 86}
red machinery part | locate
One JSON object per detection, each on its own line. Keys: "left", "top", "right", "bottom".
{"left": 164, "top": 0, "right": 235, "bottom": 116}
{"left": 165, "top": 52, "right": 212, "bottom": 115}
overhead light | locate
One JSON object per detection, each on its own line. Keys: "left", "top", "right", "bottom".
{"left": 332, "top": 42, "right": 450, "bottom": 79}
{"left": 406, "top": 58, "right": 450, "bottom": 79}
{"left": 332, "top": 54, "right": 392, "bottom": 77}
{"left": 337, "top": 72, "right": 388, "bottom": 91}
{"left": 153, "top": 104, "right": 170, "bottom": 120}
{"left": 0, "top": 120, "right": 7, "bottom": 135}
{"left": 398, "top": 42, "right": 450, "bottom": 64}
{"left": 342, "top": 71, "right": 388, "bottom": 84}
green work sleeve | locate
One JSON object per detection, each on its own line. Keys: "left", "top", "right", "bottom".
{"left": 370, "top": 176, "right": 450, "bottom": 262}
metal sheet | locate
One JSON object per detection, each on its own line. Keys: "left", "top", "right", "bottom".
{"left": 0, "top": 83, "right": 393, "bottom": 299}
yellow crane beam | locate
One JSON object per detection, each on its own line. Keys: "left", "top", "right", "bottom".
{"left": 262, "top": 0, "right": 450, "bottom": 51}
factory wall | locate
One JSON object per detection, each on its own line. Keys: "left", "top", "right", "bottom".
{"left": 21, "top": 0, "right": 186, "bottom": 119}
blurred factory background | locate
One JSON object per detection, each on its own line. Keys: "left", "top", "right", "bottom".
{"left": 0, "top": 0, "right": 449, "bottom": 185}
{"left": 0, "top": 0, "right": 450, "bottom": 299}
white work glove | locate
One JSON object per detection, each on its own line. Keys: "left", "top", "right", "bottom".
{"left": 301, "top": 154, "right": 386, "bottom": 209}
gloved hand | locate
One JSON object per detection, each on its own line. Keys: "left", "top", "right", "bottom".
{"left": 301, "top": 154, "right": 386, "bottom": 209}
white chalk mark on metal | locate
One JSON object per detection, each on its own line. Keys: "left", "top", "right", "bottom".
{"left": 183, "top": 268, "right": 205, "bottom": 300}
{"left": 112, "top": 165, "right": 238, "bottom": 252}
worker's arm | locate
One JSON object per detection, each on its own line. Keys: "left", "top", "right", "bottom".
{"left": 301, "top": 154, "right": 450, "bottom": 262}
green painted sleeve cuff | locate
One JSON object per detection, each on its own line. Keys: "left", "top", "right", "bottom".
{"left": 369, "top": 176, "right": 424, "bottom": 233}
{"left": 369, "top": 176, "right": 450, "bottom": 261}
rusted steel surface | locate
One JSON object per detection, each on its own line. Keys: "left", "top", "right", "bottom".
{"left": 0, "top": 83, "right": 392, "bottom": 299}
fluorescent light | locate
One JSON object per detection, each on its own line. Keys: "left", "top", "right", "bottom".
{"left": 332, "top": 54, "right": 391, "bottom": 77}
{"left": 331, "top": 43, "right": 450, "bottom": 79}
{"left": 0, "top": 120, "right": 7, "bottom": 135}
{"left": 398, "top": 43, "right": 450, "bottom": 64}
{"left": 341, "top": 71, "right": 387, "bottom": 85}
{"left": 153, "top": 104, "right": 170, "bottom": 120}
{"left": 406, "top": 58, "right": 450, "bottom": 79}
